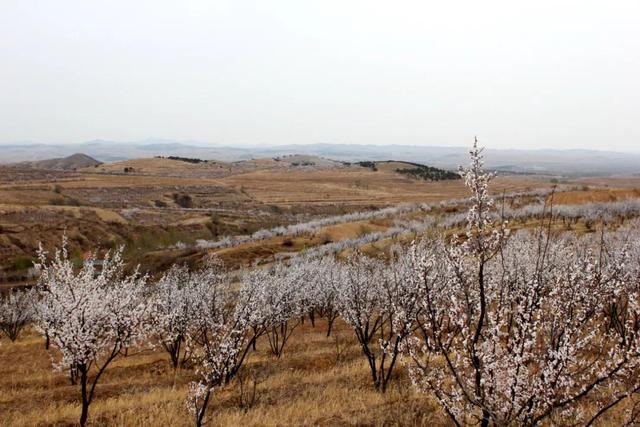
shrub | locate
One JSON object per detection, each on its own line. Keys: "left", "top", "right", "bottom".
{"left": 49, "top": 197, "right": 65, "bottom": 205}
{"left": 282, "top": 239, "right": 294, "bottom": 247}
{"left": 358, "top": 161, "right": 377, "bottom": 170}
{"left": 49, "top": 197, "right": 81, "bottom": 206}
{"left": 173, "top": 193, "right": 193, "bottom": 208}
{"left": 13, "top": 255, "right": 35, "bottom": 271}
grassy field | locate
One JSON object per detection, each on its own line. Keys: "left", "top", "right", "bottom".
{"left": 3, "top": 155, "right": 640, "bottom": 284}
{"left": 2, "top": 318, "right": 636, "bottom": 426}
{"left": 0, "top": 158, "right": 556, "bottom": 284}
{"left": 0, "top": 319, "right": 443, "bottom": 427}
{"left": 2, "top": 158, "right": 640, "bottom": 425}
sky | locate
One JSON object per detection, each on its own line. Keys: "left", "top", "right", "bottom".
{"left": 1, "top": 0, "right": 639, "bottom": 152}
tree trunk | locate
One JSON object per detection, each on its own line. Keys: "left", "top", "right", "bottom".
{"left": 79, "top": 366, "right": 90, "bottom": 427}
{"left": 326, "top": 318, "right": 334, "bottom": 337}
{"left": 170, "top": 339, "right": 181, "bottom": 369}
{"left": 195, "top": 386, "right": 212, "bottom": 427}
{"left": 69, "top": 366, "right": 78, "bottom": 385}
{"left": 480, "top": 410, "right": 490, "bottom": 427}
{"left": 365, "top": 352, "right": 378, "bottom": 390}
{"left": 309, "top": 310, "right": 316, "bottom": 327}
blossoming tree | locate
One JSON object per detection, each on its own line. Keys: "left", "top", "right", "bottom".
{"left": 34, "top": 238, "right": 148, "bottom": 427}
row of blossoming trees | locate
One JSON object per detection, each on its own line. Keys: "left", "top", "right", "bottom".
{"left": 2, "top": 141, "right": 640, "bottom": 426}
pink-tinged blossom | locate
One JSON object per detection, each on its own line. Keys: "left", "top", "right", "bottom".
{"left": 402, "top": 140, "right": 640, "bottom": 426}
{"left": 33, "top": 237, "right": 149, "bottom": 427}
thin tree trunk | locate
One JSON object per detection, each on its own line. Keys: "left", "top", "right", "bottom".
{"left": 326, "top": 318, "right": 334, "bottom": 337}
{"left": 480, "top": 411, "right": 490, "bottom": 427}
{"left": 309, "top": 309, "right": 316, "bottom": 327}
{"left": 195, "top": 386, "right": 212, "bottom": 427}
{"left": 79, "top": 366, "right": 90, "bottom": 427}
{"left": 171, "top": 339, "right": 182, "bottom": 369}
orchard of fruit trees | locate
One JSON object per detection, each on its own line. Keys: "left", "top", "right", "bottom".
{"left": 2, "top": 141, "right": 640, "bottom": 426}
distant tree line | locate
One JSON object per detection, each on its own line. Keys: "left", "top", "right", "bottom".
{"left": 291, "top": 160, "right": 315, "bottom": 166}
{"left": 395, "top": 163, "right": 459, "bottom": 181}
{"left": 358, "top": 161, "right": 377, "bottom": 171}
{"left": 357, "top": 160, "right": 458, "bottom": 180}
{"left": 156, "top": 156, "right": 208, "bottom": 164}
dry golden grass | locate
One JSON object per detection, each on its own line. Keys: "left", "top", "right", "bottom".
{"left": 0, "top": 320, "right": 443, "bottom": 427}
{"left": 575, "top": 176, "right": 640, "bottom": 189}
{"left": 551, "top": 188, "right": 640, "bottom": 205}
{"left": 88, "top": 158, "right": 217, "bottom": 174}
{"left": 3, "top": 164, "right": 640, "bottom": 424}
{"left": 220, "top": 168, "right": 548, "bottom": 207}
{"left": 0, "top": 159, "right": 546, "bottom": 210}
{"left": 2, "top": 318, "right": 634, "bottom": 426}
{"left": 209, "top": 219, "right": 392, "bottom": 268}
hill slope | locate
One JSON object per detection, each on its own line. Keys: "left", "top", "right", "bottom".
{"left": 17, "top": 153, "right": 102, "bottom": 170}
{"left": 3, "top": 140, "right": 640, "bottom": 176}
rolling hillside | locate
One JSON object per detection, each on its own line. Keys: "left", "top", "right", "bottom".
{"left": 15, "top": 153, "right": 102, "bottom": 171}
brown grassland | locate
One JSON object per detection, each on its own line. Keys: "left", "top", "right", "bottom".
{"left": 0, "top": 158, "right": 557, "bottom": 285}
{"left": 1, "top": 318, "right": 636, "bottom": 426}
{"left": 2, "top": 157, "right": 640, "bottom": 426}
{"left": 0, "top": 319, "right": 444, "bottom": 427}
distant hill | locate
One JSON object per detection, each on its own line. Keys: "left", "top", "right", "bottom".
{"left": 2, "top": 140, "right": 640, "bottom": 176}
{"left": 16, "top": 153, "right": 102, "bottom": 171}
{"left": 83, "top": 154, "right": 345, "bottom": 178}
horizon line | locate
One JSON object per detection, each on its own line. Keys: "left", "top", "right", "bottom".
{"left": 2, "top": 139, "right": 640, "bottom": 155}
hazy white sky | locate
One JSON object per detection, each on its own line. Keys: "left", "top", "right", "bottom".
{"left": 1, "top": 0, "right": 639, "bottom": 151}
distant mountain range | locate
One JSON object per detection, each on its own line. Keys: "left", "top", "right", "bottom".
{"left": 2, "top": 139, "right": 640, "bottom": 176}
